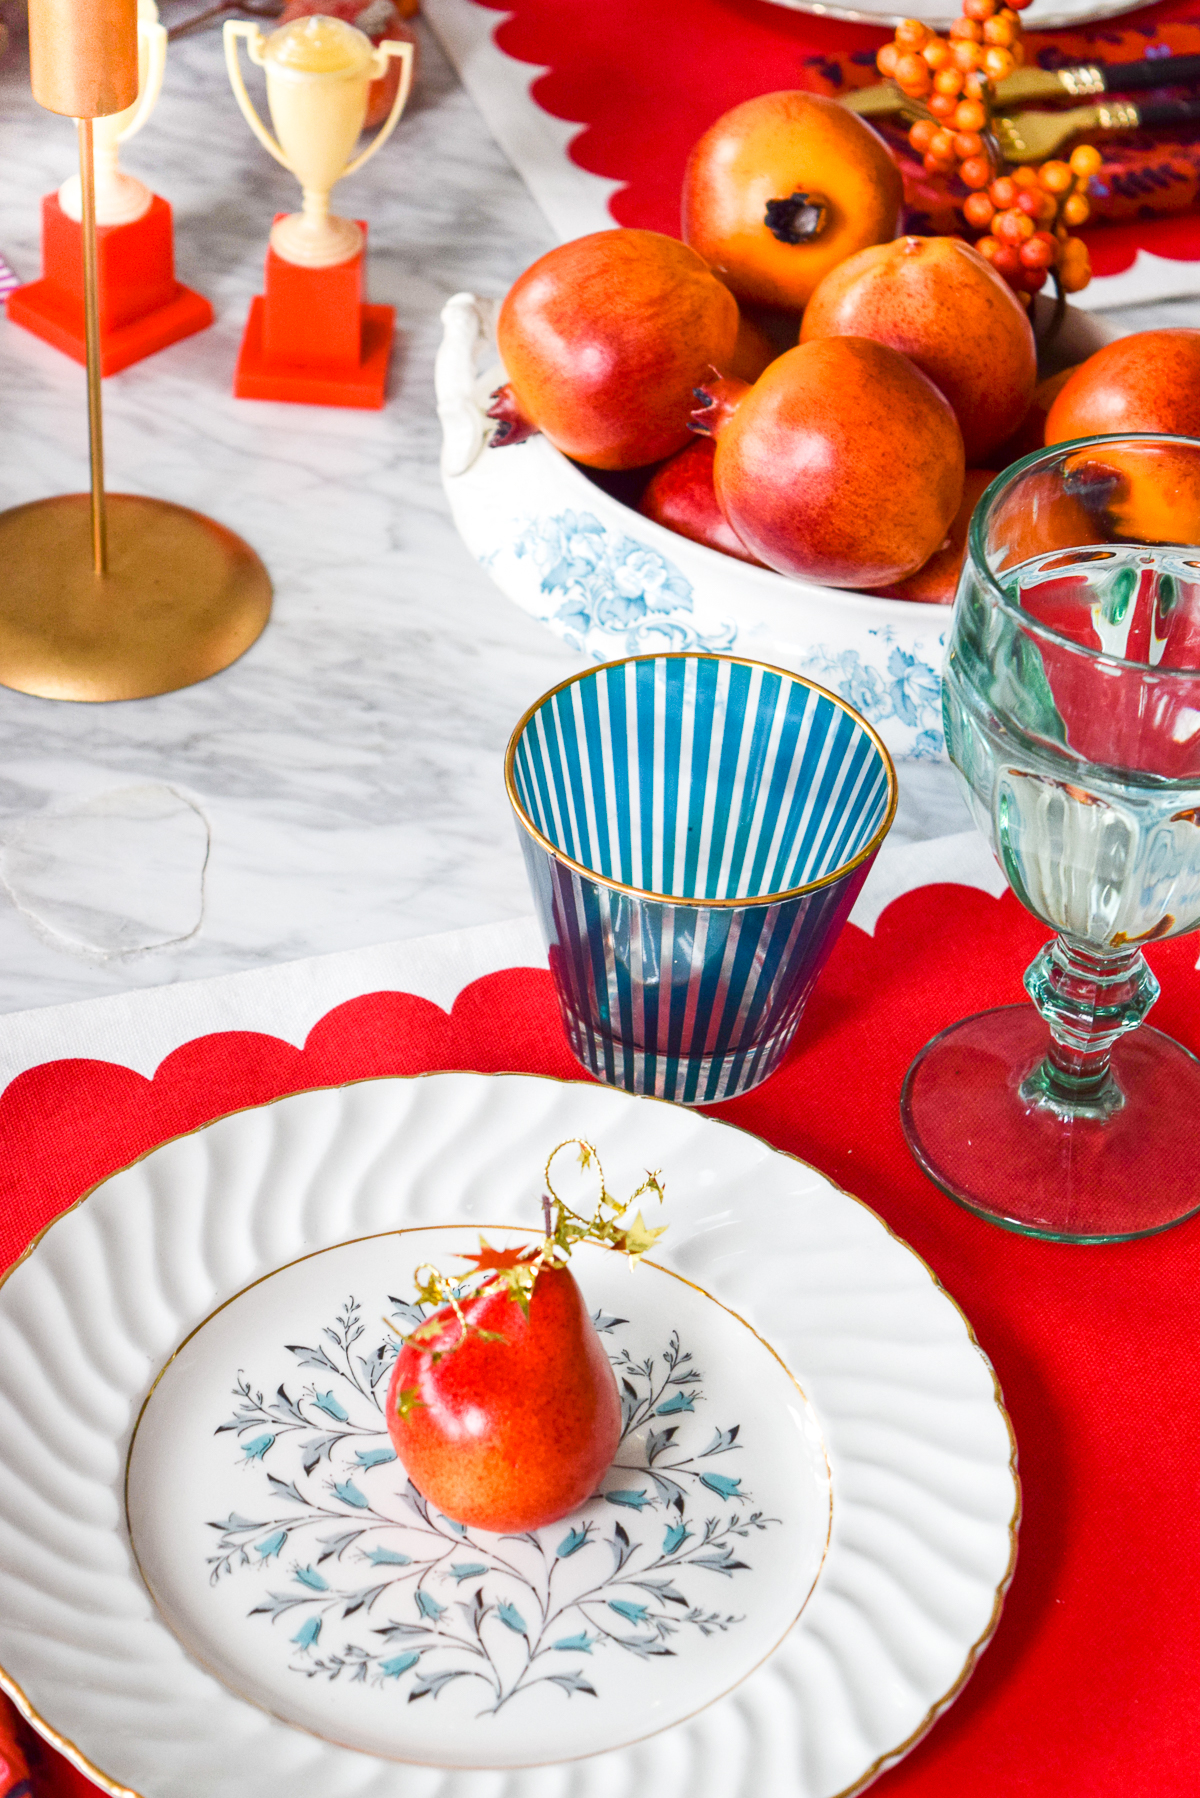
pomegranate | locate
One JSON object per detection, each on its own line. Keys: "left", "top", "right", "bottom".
{"left": 875, "top": 469, "right": 996, "bottom": 603}
{"left": 682, "top": 92, "right": 902, "bottom": 311}
{"left": 694, "top": 337, "right": 965, "bottom": 589}
{"left": 493, "top": 230, "right": 739, "bottom": 470}
{"left": 800, "top": 236, "right": 1037, "bottom": 466}
{"left": 1044, "top": 329, "right": 1200, "bottom": 445}
{"left": 639, "top": 437, "right": 764, "bottom": 565}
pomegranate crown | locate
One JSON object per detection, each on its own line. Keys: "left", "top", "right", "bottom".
{"left": 400, "top": 1140, "right": 667, "bottom": 1358}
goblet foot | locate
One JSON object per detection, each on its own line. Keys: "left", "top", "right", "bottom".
{"left": 901, "top": 1005, "right": 1200, "bottom": 1242}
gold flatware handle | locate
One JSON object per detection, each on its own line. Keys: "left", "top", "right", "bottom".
{"left": 842, "top": 65, "right": 1094, "bottom": 117}
{"left": 994, "top": 100, "right": 1138, "bottom": 164}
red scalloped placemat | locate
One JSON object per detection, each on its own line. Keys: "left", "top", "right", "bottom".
{"left": 4, "top": 883, "right": 1200, "bottom": 1795}
{"left": 471, "top": 0, "right": 1200, "bottom": 279}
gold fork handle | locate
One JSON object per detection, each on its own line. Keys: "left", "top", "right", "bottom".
{"left": 1093, "top": 99, "right": 1141, "bottom": 131}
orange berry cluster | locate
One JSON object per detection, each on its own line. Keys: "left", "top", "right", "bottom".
{"left": 877, "top": 9, "right": 1100, "bottom": 297}
{"left": 878, "top": 4, "right": 1032, "bottom": 134}
{"left": 969, "top": 146, "right": 1100, "bottom": 293}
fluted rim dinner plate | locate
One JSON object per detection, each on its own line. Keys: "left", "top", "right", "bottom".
{"left": 768, "top": 0, "right": 1154, "bottom": 30}
{"left": 0, "top": 1072, "right": 1018, "bottom": 1798}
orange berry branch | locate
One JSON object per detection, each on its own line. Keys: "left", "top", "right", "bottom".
{"left": 878, "top": 9, "right": 1102, "bottom": 299}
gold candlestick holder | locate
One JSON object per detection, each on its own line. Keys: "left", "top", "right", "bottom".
{"left": 0, "top": 0, "right": 271, "bottom": 702}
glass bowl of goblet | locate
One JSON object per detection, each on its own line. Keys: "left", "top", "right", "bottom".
{"left": 901, "top": 433, "right": 1200, "bottom": 1242}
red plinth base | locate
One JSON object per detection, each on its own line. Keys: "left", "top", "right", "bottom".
{"left": 233, "top": 223, "right": 394, "bottom": 409}
{"left": 6, "top": 193, "right": 213, "bottom": 376}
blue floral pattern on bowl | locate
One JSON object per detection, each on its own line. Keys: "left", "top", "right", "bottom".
{"left": 800, "top": 633, "right": 947, "bottom": 761}
{"left": 495, "top": 510, "right": 736, "bottom": 659}
{"left": 208, "top": 1296, "right": 778, "bottom": 1712}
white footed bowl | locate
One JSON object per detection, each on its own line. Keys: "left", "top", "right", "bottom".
{"left": 437, "top": 292, "right": 1114, "bottom": 763}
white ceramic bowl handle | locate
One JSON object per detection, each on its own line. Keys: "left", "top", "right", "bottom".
{"left": 437, "top": 291, "right": 500, "bottom": 478}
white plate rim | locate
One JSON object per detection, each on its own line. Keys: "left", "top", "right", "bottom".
{"left": 0, "top": 1069, "right": 1021, "bottom": 1798}
{"left": 765, "top": 0, "right": 1157, "bottom": 33}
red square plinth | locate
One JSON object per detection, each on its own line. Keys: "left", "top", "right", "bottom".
{"left": 6, "top": 193, "right": 213, "bottom": 375}
{"left": 233, "top": 221, "right": 394, "bottom": 409}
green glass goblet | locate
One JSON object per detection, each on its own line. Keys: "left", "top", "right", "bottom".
{"left": 901, "top": 434, "right": 1200, "bottom": 1241}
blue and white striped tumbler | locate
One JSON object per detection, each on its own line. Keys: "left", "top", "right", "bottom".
{"left": 506, "top": 654, "right": 896, "bottom": 1104}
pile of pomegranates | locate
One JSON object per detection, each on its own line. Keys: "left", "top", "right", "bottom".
{"left": 486, "top": 88, "right": 1179, "bottom": 605}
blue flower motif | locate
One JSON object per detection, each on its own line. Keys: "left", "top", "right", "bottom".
{"left": 380, "top": 1651, "right": 420, "bottom": 1679}
{"left": 215, "top": 1305, "right": 781, "bottom": 1705}
{"left": 699, "top": 1473, "right": 742, "bottom": 1500}
{"left": 605, "top": 1489, "right": 652, "bottom": 1510}
{"left": 608, "top": 1599, "right": 649, "bottom": 1625}
{"left": 354, "top": 1446, "right": 397, "bottom": 1468}
{"left": 333, "top": 1479, "right": 369, "bottom": 1509}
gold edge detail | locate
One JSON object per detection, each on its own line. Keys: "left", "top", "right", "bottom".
{"left": 0, "top": 1068, "right": 1017, "bottom": 1795}
{"left": 502, "top": 650, "right": 899, "bottom": 908}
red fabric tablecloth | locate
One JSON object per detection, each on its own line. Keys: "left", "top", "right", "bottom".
{"left": 470, "top": 0, "right": 1200, "bottom": 280}
{"left": 3, "top": 882, "right": 1200, "bottom": 1795}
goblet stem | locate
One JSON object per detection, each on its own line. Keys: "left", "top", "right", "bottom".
{"left": 1020, "top": 936, "right": 1160, "bottom": 1119}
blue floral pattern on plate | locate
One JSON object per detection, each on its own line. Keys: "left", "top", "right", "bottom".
{"left": 208, "top": 1296, "right": 778, "bottom": 1713}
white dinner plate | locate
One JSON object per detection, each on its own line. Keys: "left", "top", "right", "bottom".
{"left": 0, "top": 1072, "right": 1018, "bottom": 1798}
{"left": 769, "top": 0, "right": 1156, "bottom": 34}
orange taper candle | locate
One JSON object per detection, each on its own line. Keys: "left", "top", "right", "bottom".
{"left": 28, "top": 0, "right": 139, "bottom": 119}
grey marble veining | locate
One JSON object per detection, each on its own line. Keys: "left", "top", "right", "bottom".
{"left": 0, "top": 11, "right": 582, "bottom": 1013}
{"left": 0, "top": 9, "right": 1193, "bottom": 1020}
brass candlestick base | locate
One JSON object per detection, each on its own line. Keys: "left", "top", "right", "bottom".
{"left": 0, "top": 493, "right": 272, "bottom": 700}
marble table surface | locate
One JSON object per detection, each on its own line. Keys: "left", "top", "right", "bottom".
{"left": 0, "top": 6, "right": 1196, "bottom": 1020}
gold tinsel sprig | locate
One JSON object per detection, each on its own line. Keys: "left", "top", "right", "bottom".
{"left": 400, "top": 1140, "right": 667, "bottom": 1360}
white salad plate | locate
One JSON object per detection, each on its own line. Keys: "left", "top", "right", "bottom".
{"left": 763, "top": 0, "right": 1154, "bottom": 30}
{"left": 0, "top": 1071, "right": 1018, "bottom": 1798}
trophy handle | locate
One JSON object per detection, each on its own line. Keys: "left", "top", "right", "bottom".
{"left": 223, "top": 19, "right": 292, "bottom": 173}
{"left": 116, "top": 12, "right": 167, "bottom": 147}
{"left": 342, "top": 40, "right": 415, "bottom": 178}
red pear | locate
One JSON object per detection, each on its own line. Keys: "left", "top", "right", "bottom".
{"left": 386, "top": 1255, "right": 621, "bottom": 1533}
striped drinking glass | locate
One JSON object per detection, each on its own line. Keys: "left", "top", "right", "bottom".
{"left": 506, "top": 653, "right": 897, "bottom": 1104}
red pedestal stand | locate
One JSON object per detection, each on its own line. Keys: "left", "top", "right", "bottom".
{"left": 233, "top": 220, "right": 393, "bottom": 409}
{"left": 7, "top": 193, "right": 213, "bottom": 376}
